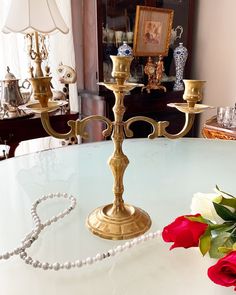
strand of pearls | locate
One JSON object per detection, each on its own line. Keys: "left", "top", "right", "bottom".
{"left": 0, "top": 192, "right": 161, "bottom": 271}
{"left": 21, "top": 230, "right": 161, "bottom": 271}
{"left": 0, "top": 193, "right": 76, "bottom": 261}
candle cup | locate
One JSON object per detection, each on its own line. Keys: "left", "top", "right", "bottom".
{"left": 110, "top": 55, "right": 133, "bottom": 85}
{"left": 183, "top": 79, "right": 206, "bottom": 108}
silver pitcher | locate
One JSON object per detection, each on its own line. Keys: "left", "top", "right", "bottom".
{"left": 0, "top": 67, "right": 30, "bottom": 118}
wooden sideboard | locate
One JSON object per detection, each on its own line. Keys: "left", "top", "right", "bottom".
{"left": 0, "top": 111, "right": 79, "bottom": 157}
{"left": 202, "top": 116, "right": 236, "bottom": 140}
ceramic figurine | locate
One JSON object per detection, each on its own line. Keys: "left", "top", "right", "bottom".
{"left": 54, "top": 63, "right": 77, "bottom": 109}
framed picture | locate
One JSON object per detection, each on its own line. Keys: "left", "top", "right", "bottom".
{"left": 133, "top": 6, "right": 174, "bottom": 57}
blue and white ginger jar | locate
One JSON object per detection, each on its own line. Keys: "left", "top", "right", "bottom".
{"left": 117, "top": 41, "right": 133, "bottom": 56}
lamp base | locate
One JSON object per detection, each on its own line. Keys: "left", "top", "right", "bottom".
{"left": 87, "top": 203, "right": 151, "bottom": 240}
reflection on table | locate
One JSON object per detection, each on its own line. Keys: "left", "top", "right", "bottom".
{"left": 0, "top": 138, "right": 235, "bottom": 295}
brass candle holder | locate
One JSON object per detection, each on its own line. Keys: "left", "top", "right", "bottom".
{"left": 25, "top": 32, "right": 53, "bottom": 108}
{"left": 38, "top": 55, "right": 212, "bottom": 240}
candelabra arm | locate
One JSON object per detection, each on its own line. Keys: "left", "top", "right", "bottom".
{"left": 124, "top": 113, "right": 195, "bottom": 139}
{"left": 125, "top": 116, "right": 169, "bottom": 139}
{"left": 161, "top": 113, "right": 195, "bottom": 139}
{"left": 41, "top": 111, "right": 77, "bottom": 139}
{"left": 76, "top": 115, "right": 113, "bottom": 139}
{"left": 41, "top": 112, "right": 113, "bottom": 140}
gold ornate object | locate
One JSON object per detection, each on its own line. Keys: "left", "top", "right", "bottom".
{"left": 182, "top": 79, "right": 206, "bottom": 108}
{"left": 28, "top": 76, "right": 53, "bottom": 108}
{"left": 142, "top": 56, "right": 166, "bottom": 93}
{"left": 25, "top": 32, "right": 54, "bottom": 108}
{"left": 39, "top": 55, "right": 210, "bottom": 240}
{"left": 167, "top": 80, "right": 213, "bottom": 114}
{"left": 167, "top": 103, "right": 214, "bottom": 114}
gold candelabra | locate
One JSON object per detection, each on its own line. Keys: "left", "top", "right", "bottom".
{"left": 39, "top": 55, "right": 211, "bottom": 240}
{"left": 26, "top": 32, "right": 53, "bottom": 108}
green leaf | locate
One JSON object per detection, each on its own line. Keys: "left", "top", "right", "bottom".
{"left": 209, "top": 232, "right": 233, "bottom": 258}
{"left": 213, "top": 202, "right": 236, "bottom": 221}
{"left": 209, "top": 222, "right": 235, "bottom": 232}
{"left": 217, "top": 197, "right": 236, "bottom": 210}
{"left": 215, "top": 185, "right": 235, "bottom": 199}
{"left": 199, "top": 228, "right": 211, "bottom": 256}
{"left": 210, "top": 221, "right": 235, "bottom": 231}
{"left": 186, "top": 215, "right": 211, "bottom": 225}
{"left": 218, "top": 246, "right": 233, "bottom": 254}
{"left": 229, "top": 229, "right": 236, "bottom": 243}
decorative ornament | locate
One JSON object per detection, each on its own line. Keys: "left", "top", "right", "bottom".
{"left": 173, "top": 43, "right": 188, "bottom": 91}
{"left": 117, "top": 41, "right": 133, "bottom": 56}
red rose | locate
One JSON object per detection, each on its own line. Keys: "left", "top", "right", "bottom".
{"left": 208, "top": 251, "right": 236, "bottom": 290}
{"left": 162, "top": 214, "right": 208, "bottom": 250}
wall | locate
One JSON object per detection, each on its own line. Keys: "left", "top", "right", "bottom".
{"left": 71, "top": 0, "right": 84, "bottom": 89}
{"left": 191, "top": 0, "right": 236, "bottom": 136}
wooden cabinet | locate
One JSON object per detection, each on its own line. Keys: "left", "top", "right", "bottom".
{"left": 79, "top": 0, "right": 197, "bottom": 142}
{"left": 96, "top": 0, "right": 195, "bottom": 83}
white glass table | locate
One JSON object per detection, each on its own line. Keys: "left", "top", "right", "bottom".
{"left": 0, "top": 138, "right": 235, "bottom": 295}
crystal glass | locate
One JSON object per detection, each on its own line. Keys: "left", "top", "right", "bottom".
{"left": 217, "top": 107, "right": 235, "bottom": 128}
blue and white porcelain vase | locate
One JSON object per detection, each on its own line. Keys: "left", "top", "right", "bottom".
{"left": 173, "top": 43, "right": 188, "bottom": 91}
{"left": 117, "top": 41, "right": 133, "bottom": 56}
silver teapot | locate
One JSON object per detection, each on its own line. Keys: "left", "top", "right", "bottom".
{"left": 0, "top": 67, "right": 30, "bottom": 108}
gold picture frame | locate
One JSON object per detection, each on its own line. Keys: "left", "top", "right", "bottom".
{"left": 133, "top": 6, "right": 174, "bottom": 57}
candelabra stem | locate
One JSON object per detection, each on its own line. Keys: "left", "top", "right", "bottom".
{"left": 108, "top": 88, "right": 129, "bottom": 216}
{"left": 33, "top": 31, "right": 44, "bottom": 78}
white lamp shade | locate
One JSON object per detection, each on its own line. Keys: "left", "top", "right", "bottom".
{"left": 2, "top": 0, "right": 69, "bottom": 34}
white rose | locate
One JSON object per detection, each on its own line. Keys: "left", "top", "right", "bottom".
{"left": 190, "top": 192, "right": 224, "bottom": 224}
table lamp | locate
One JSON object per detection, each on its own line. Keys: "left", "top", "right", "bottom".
{"left": 2, "top": 0, "right": 69, "bottom": 109}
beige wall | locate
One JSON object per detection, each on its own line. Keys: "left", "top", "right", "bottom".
{"left": 192, "top": 0, "right": 236, "bottom": 135}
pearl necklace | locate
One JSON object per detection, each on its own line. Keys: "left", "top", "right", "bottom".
{"left": 0, "top": 192, "right": 161, "bottom": 271}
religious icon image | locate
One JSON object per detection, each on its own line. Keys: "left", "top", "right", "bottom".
{"left": 143, "top": 21, "right": 162, "bottom": 44}
{"left": 133, "top": 6, "right": 173, "bottom": 57}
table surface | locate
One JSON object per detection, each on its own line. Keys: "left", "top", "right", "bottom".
{"left": 0, "top": 138, "right": 235, "bottom": 295}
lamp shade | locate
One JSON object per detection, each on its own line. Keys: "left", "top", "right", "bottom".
{"left": 2, "top": 0, "right": 69, "bottom": 34}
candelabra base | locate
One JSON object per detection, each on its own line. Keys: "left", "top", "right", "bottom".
{"left": 87, "top": 203, "right": 151, "bottom": 240}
